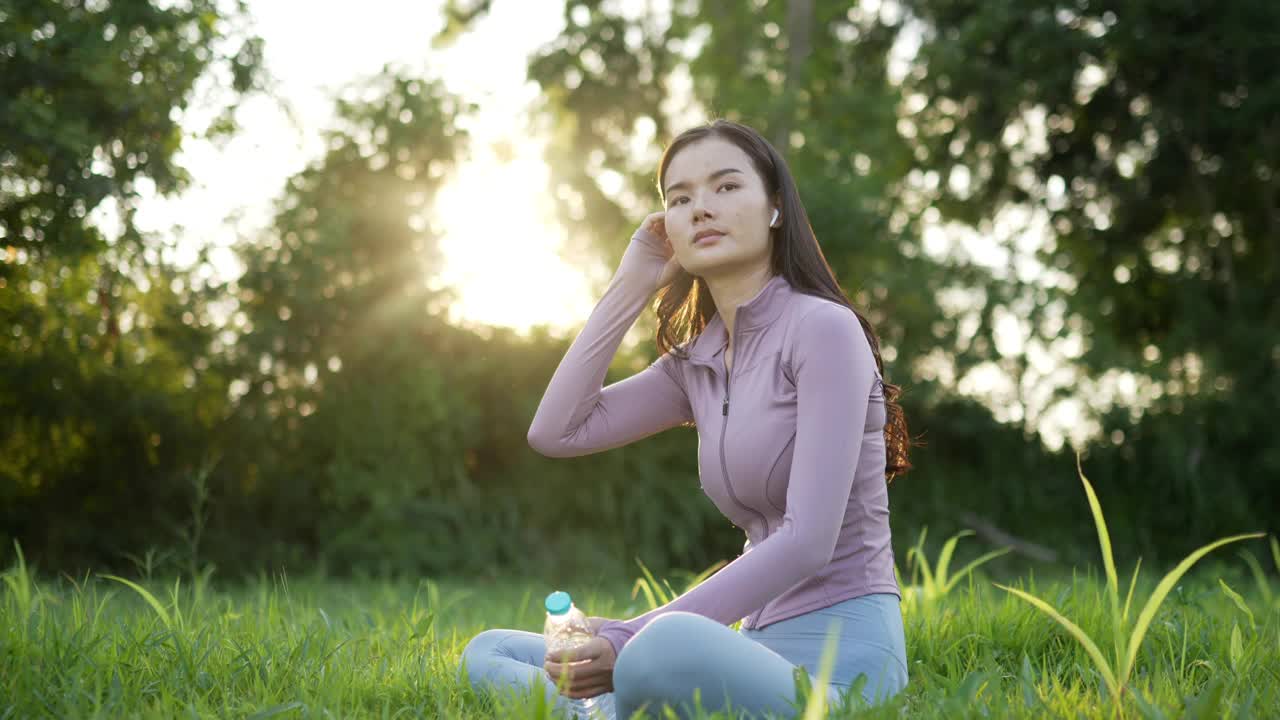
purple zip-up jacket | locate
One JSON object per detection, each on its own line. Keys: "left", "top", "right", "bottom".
{"left": 527, "top": 226, "right": 900, "bottom": 658}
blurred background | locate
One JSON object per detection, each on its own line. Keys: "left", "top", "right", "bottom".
{"left": 2, "top": 0, "right": 1276, "bottom": 584}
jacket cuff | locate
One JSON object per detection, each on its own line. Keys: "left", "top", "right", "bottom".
{"left": 596, "top": 621, "right": 636, "bottom": 657}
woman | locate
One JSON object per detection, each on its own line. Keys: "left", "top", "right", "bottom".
{"left": 458, "top": 119, "right": 912, "bottom": 719}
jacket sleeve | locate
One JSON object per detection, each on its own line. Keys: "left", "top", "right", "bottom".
{"left": 526, "top": 229, "right": 693, "bottom": 458}
{"left": 596, "top": 302, "right": 876, "bottom": 656}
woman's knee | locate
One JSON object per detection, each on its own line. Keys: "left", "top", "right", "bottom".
{"left": 462, "top": 628, "right": 511, "bottom": 657}
{"left": 458, "top": 629, "right": 511, "bottom": 684}
{"left": 614, "top": 613, "right": 712, "bottom": 692}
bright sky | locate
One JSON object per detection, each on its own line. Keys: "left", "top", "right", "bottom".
{"left": 132, "top": 0, "right": 598, "bottom": 337}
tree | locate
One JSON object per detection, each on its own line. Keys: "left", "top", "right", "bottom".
{"left": 223, "top": 69, "right": 485, "bottom": 572}
{"left": 896, "top": 0, "right": 1280, "bottom": 554}
{"left": 0, "top": 0, "right": 265, "bottom": 569}
{"left": 1, "top": 0, "right": 263, "bottom": 261}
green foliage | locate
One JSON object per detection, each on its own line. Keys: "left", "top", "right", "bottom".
{"left": 3, "top": 0, "right": 1278, "bottom": 588}
{"left": 901, "top": 0, "right": 1280, "bottom": 376}
{"left": 221, "top": 67, "right": 475, "bottom": 573}
{"left": 0, "top": 245, "right": 240, "bottom": 565}
{"left": 0, "top": 0, "right": 265, "bottom": 571}
{"left": 898, "top": 0, "right": 1280, "bottom": 559}
{"left": 0, "top": 0, "right": 264, "bottom": 260}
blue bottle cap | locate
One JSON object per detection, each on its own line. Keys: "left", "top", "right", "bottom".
{"left": 545, "top": 590, "right": 572, "bottom": 615}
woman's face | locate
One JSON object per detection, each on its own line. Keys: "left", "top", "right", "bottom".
{"left": 662, "top": 137, "right": 777, "bottom": 279}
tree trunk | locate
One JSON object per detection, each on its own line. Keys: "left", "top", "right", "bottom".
{"left": 773, "top": 0, "right": 813, "bottom": 153}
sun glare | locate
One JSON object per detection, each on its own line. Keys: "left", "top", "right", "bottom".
{"left": 428, "top": 138, "right": 596, "bottom": 337}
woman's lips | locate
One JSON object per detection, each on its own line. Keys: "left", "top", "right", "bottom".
{"left": 693, "top": 232, "right": 724, "bottom": 245}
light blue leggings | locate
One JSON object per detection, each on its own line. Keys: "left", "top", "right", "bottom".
{"left": 457, "top": 593, "right": 908, "bottom": 719}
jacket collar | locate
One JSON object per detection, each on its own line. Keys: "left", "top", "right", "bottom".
{"left": 686, "top": 273, "right": 793, "bottom": 369}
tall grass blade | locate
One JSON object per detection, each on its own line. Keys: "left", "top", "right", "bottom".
{"left": 3, "top": 540, "right": 34, "bottom": 614}
{"left": 1119, "top": 532, "right": 1264, "bottom": 683}
{"left": 3, "top": 540, "right": 38, "bottom": 643}
{"left": 1217, "top": 578, "right": 1255, "bottom": 631}
{"left": 944, "top": 547, "right": 1012, "bottom": 594}
{"left": 996, "top": 583, "right": 1119, "bottom": 697}
{"left": 907, "top": 527, "right": 934, "bottom": 590}
{"left": 1122, "top": 558, "right": 1143, "bottom": 624}
{"left": 1237, "top": 549, "right": 1274, "bottom": 607}
{"left": 916, "top": 547, "right": 936, "bottom": 592}
{"left": 1228, "top": 623, "right": 1243, "bottom": 671}
{"left": 170, "top": 577, "right": 184, "bottom": 631}
{"left": 631, "top": 558, "right": 671, "bottom": 609}
{"left": 102, "top": 575, "right": 172, "bottom": 630}
{"left": 684, "top": 559, "right": 726, "bottom": 590}
{"left": 936, "top": 530, "right": 971, "bottom": 586}
{"left": 1077, "top": 455, "right": 1123, "bottom": 663}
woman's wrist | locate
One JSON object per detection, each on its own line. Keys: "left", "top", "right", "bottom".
{"left": 617, "top": 228, "right": 671, "bottom": 294}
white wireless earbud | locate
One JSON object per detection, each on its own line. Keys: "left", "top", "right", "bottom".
{"left": 770, "top": 208, "right": 780, "bottom": 227}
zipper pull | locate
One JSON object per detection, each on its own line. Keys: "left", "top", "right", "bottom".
{"left": 722, "top": 397, "right": 729, "bottom": 416}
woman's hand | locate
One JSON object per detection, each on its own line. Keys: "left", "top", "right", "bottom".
{"left": 544, "top": 635, "right": 617, "bottom": 700}
{"left": 631, "top": 211, "right": 683, "bottom": 293}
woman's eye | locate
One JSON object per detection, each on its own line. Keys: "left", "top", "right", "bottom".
{"left": 668, "top": 185, "right": 732, "bottom": 207}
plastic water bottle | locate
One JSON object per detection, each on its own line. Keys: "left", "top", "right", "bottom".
{"left": 544, "top": 590, "right": 616, "bottom": 720}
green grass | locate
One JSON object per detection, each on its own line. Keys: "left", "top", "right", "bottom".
{"left": 3, "top": 465, "right": 1277, "bottom": 719}
{"left": 2, "top": 555, "right": 1277, "bottom": 718}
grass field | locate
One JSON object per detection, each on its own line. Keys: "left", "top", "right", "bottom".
{"left": 3, "top": 543, "right": 1277, "bottom": 718}
{"left": 4, "top": 474, "right": 1278, "bottom": 719}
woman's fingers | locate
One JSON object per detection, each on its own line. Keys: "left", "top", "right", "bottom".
{"left": 558, "top": 672, "right": 614, "bottom": 698}
{"left": 546, "top": 661, "right": 606, "bottom": 683}
{"left": 645, "top": 211, "right": 668, "bottom": 241}
{"left": 563, "top": 683, "right": 613, "bottom": 700}
{"left": 547, "top": 665, "right": 614, "bottom": 700}
{"left": 548, "top": 637, "right": 608, "bottom": 664}
{"left": 546, "top": 637, "right": 617, "bottom": 697}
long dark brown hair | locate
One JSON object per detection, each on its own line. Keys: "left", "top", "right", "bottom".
{"left": 654, "top": 119, "right": 913, "bottom": 482}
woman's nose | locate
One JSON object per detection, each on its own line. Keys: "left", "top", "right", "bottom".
{"left": 692, "top": 196, "right": 713, "bottom": 220}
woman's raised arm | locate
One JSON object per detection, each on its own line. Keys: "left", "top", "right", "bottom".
{"left": 527, "top": 218, "right": 690, "bottom": 457}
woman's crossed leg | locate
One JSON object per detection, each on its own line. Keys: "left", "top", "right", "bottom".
{"left": 458, "top": 597, "right": 906, "bottom": 718}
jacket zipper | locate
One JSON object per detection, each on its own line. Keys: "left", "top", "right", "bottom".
{"left": 718, "top": 329, "right": 771, "bottom": 559}
{"left": 721, "top": 363, "right": 730, "bottom": 416}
